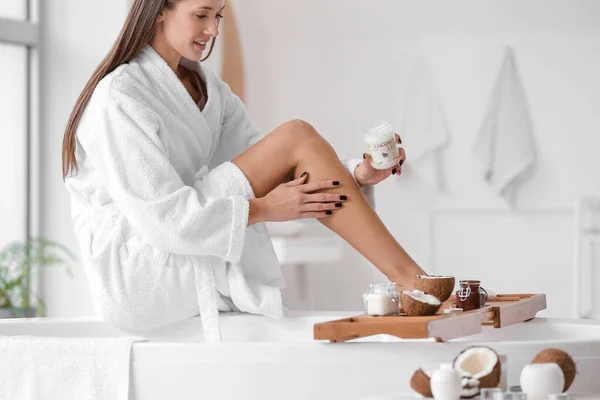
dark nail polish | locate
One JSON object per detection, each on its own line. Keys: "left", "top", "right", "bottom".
{"left": 332, "top": 181, "right": 340, "bottom": 186}
{"left": 301, "top": 172, "right": 307, "bottom": 178}
{"left": 363, "top": 153, "right": 366, "bottom": 159}
{"left": 340, "top": 195, "right": 347, "bottom": 201}
{"left": 400, "top": 159, "right": 405, "bottom": 166}
{"left": 392, "top": 169, "right": 397, "bottom": 175}
{"left": 326, "top": 210, "right": 333, "bottom": 215}
{"left": 335, "top": 202, "right": 342, "bottom": 208}
{"left": 398, "top": 137, "right": 402, "bottom": 144}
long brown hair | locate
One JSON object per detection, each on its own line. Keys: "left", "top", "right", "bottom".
{"left": 62, "top": 0, "right": 217, "bottom": 179}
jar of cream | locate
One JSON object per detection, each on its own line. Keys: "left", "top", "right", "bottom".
{"left": 362, "top": 282, "right": 400, "bottom": 316}
{"left": 364, "top": 120, "right": 400, "bottom": 170}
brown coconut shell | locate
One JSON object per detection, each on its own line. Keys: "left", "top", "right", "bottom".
{"left": 531, "top": 348, "right": 577, "bottom": 392}
{"left": 414, "top": 275, "right": 456, "bottom": 303}
{"left": 410, "top": 368, "right": 432, "bottom": 397}
{"left": 453, "top": 346, "right": 501, "bottom": 389}
{"left": 401, "top": 291, "right": 442, "bottom": 316}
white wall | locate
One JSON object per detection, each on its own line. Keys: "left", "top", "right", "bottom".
{"left": 40, "top": 0, "right": 600, "bottom": 318}
{"left": 232, "top": 0, "right": 600, "bottom": 317}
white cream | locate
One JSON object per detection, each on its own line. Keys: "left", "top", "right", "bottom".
{"left": 365, "top": 294, "right": 398, "bottom": 316}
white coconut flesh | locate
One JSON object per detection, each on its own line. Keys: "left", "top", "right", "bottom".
{"left": 405, "top": 290, "right": 441, "bottom": 305}
{"left": 461, "top": 374, "right": 480, "bottom": 396}
{"left": 461, "top": 376, "right": 480, "bottom": 387}
{"left": 417, "top": 275, "right": 453, "bottom": 280}
{"left": 455, "top": 347, "right": 498, "bottom": 378}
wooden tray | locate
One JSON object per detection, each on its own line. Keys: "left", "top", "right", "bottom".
{"left": 313, "top": 293, "right": 546, "bottom": 343}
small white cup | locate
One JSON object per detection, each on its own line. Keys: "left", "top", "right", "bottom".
{"left": 547, "top": 394, "right": 570, "bottom": 400}
{"left": 481, "top": 388, "right": 503, "bottom": 400}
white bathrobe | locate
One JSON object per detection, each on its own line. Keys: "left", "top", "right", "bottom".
{"left": 65, "top": 45, "right": 374, "bottom": 342}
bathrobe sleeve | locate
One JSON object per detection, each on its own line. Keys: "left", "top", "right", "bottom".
{"left": 216, "top": 82, "right": 376, "bottom": 208}
{"left": 77, "top": 87, "right": 250, "bottom": 264}
{"left": 342, "top": 158, "right": 376, "bottom": 209}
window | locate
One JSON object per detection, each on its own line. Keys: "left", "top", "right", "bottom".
{"left": 0, "top": 2, "right": 39, "bottom": 244}
{"left": 0, "top": 43, "right": 27, "bottom": 246}
{"left": 0, "top": 1, "right": 27, "bottom": 20}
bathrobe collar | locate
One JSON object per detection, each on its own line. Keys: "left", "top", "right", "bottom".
{"left": 137, "top": 45, "right": 223, "bottom": 163}
{"left": 138, "top": 44, "right": 215, "bottom": 120}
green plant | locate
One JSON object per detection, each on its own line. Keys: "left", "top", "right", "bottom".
{"left": 0, "top": 237, "right": 75, "bottom": 316}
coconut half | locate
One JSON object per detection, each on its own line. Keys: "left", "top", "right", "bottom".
{"left": 414, "top": 274, "right": 456, "bottom": 303}
{"left": 531, "top": 348, "right": 577, "bottom": 392}
{"left": 409, "top": 368, "right": 432, "bottom": 397}
{"left": 453, "top": 346, "right": 501, "bottom": 392}
{"left": 401, "top": 290, "right": 442, "bottom": 316}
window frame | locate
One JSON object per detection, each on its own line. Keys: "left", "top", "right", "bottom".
{"left": 0, "top": 0, "right": 41, "bottom": 302}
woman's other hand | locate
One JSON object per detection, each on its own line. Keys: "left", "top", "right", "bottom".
{"left": 248, "top": 173, "right": 347, "bottom": 225}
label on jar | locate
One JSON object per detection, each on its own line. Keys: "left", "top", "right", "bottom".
{"left": 367, "top": 139, "right": 398, "bottom": 165}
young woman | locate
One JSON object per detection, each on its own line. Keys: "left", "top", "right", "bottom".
{"left": 62, "top": 0, "right": 426, "bottom": 341}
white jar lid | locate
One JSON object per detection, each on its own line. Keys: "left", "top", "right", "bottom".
{"left": 366, "top": 120, "right": 393, "bottom": 136}
{"left": 440, "top": 363, "right": 454, "bottom": 371}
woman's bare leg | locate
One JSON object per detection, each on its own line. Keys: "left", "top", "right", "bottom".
{"left": 232, "top": 120, "right": 426, "bottom": 288}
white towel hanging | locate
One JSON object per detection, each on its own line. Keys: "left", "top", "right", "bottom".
{"left": 473, "top": 46, "right": 537, "bottom": 205}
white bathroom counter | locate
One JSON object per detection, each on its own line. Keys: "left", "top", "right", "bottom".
{"left": 362, "top": 395, "right": 598, "bottom": 400}
{"left": 2, "top": 315, "right": 600, "bottom": 399}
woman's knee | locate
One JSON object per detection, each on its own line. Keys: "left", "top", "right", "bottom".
{"left": 279, "top": 119, "right": 322, "bottom": 142}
